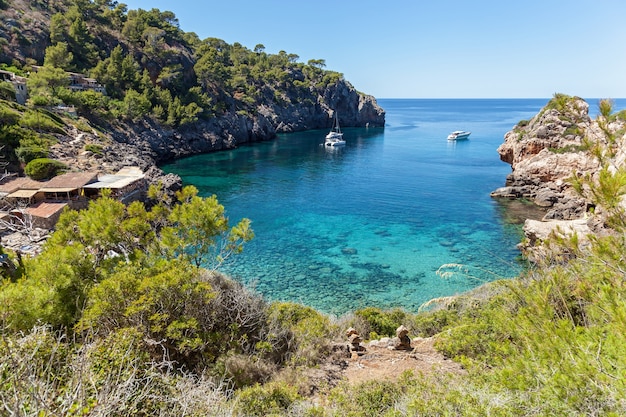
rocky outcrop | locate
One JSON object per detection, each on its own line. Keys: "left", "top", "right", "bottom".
{"left": 109, "top": 80, "right": 385, "bottom": 164}
{"left": 491, "top": 96, "right": 626, "bottom": 261}
{"left": 522, "top": 218, "right": 592, "bottom": 262}
{"left": 491, "top": 96, "right": 596, "bottom": 220}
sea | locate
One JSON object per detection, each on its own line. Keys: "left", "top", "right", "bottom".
{"left": 161, "top": 98, "right": 626, "bottom": 316}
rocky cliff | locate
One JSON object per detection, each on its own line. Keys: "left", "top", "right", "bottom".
{"left": 48, "top": 78, "right": 384, "bottom": 177}
{"left": 111, "top": 80, "right": 384, "bottom": 163}
{"left": 491, "top": 95, "right": 626, "bottom": 260}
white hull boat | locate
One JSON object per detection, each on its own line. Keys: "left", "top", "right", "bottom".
{"left": 447, "top": 130, "right": 471, "bottom": 140}
{"left": 325, "top": 112, "right": 345, "bottom": 146}
{"left": 325, "top": 137, "right": 346, "bottom": 146}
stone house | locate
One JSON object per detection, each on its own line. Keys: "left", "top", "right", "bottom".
{"left": 11, "top": 201, "right": 68, "bottom": 230}
{"left": 0, "top": 167, "right": 147, "bottom": 230}
{"left": 0, "top": 69, "right": 28, "bottom": 105}
{"left": 82, "top": 167, "right": 147, "bottom": 204}
{"left": 67, "top": 72, "right": 106, "bottom": 94}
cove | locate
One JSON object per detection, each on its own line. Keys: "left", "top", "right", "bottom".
{"left": 161, "top": 99, "right": 552, "bottom": 315}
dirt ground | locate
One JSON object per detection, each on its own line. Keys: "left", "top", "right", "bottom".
{"left": 341, "top": 337, "right": 464, "bottom": 384}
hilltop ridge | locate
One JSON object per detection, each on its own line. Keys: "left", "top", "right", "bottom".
{"left": 0, "top": 0, "right": 384, "bottom": 182}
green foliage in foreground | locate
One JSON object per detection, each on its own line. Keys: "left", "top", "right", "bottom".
{"left": 3, "top": 191, "right": 626, "bottom": 416}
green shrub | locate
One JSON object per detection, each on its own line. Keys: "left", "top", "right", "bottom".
{"left": 410, "top": 308, "right": 459, "bottom": 337}
{"left": 404, "top": 374, "right": 513, "bottom": 416}
{"left": 548, "top": 143, "right": 587, "bottom": 154}
{"left": 216, "top": 353, "right": 277, "bottom": 389}
{"left": 328, "top": 380, "right": 404, "bottom": 417}
{"left": 19, "top": 110, "right": 65, "bottom": 134}
{"left": 16, "top": 145, "right": 48, "bottom": 164}
{"left": 353, "top": 307, "right": 408, "bottom": 339}
{"left": 235, "top": 381, "right": 301, "bottom": 416}
{"left": 267, "top": 302, "right": 335, "bottom": 366}
{"left": 15, "top": 134, "right": 54, "bottom": 164}
{"left": 0, "top": 102, "right": 21, "bottom": 124}
{"left": 516, "top": 119, "right": 529, "bottom": 128}
{"left": 84, "top": 143, "right": 103, "bottom": 155}
{"left": 24, "top": 158, "right": 67, "bottom": 180}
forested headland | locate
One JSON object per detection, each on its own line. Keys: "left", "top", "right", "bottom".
{"left": 0, "top": 0, "right": 384, "bottom": 178}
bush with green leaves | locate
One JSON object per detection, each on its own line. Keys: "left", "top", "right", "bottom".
{"left": 267, "top": 302, "right": 336, "bottom": 366}
{"left": 24, "top": 158, "right": 67, "bottom": 180}
{"left": 84, "top": 143, "right": 103, "bottom": 154}
{"left": 353, "top": 307, "right": 408, "bottom": 339}
{"left": 327, "top": 379, "right": 405, "bottom": 417}
{"left": 234, "top": 381, "right": 301, "bottom": 416}
{"left": 2, "top": 188, "right": 284, "bottom": 381}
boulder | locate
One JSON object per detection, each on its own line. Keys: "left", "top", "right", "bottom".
{"left": 519, "top": 218, "right": 592, "bottom": 262}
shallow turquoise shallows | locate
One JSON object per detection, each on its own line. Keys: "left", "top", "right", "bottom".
{"left": 160, "top": 98, "right": 619, "bottom": 315}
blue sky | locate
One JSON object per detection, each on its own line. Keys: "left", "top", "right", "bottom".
{"left": 121, "top": 0, "right": 626, "bottom": 99}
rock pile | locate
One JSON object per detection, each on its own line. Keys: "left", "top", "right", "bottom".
{"left": 388, "top": 325, "right": 412, "bottom": 351}
{"left": 345, "top": 327, "right": 366, "bottom": 356}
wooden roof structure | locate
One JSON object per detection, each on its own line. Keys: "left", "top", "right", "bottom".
{"left": 21, "top": 201, "right": 68, "bottom": 219}
{"left": 39, "top": 172, "right": 98, "bottom": 192}
{"left": 7, "top": 189, "right": 40, "bottom": 199}
{"left": 0, "top": 177, "right": 46, "bottom": 194}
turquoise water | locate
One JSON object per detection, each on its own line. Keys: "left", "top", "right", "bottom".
{"left": 161, "top": 98, "right": 622, "bottom": 315}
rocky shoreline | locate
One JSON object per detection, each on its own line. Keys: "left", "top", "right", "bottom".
{"left": 48, "top": 79, "right": 385, "bottom": 194}
{"left": 490, "top": 96, "right": 626, "bottom": 260}
{"left": 1, "top": 80, "right": 385, "bottom": 255}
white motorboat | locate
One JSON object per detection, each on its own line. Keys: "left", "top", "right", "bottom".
{"left": 447, "top": 130, "right": 471, "bottom": 140}
{"left": 325, "top": 112, "right": 345, "bottom": 146}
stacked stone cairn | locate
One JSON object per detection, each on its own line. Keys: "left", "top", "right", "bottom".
{"left": 345, "top": 327, "right": 366, "bottom": 356}
{"left": 389, "top": 325, "right": 412, "bottom": 351}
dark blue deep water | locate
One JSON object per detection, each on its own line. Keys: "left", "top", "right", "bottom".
{"left": 161, "top": 98, "right": 625, "bottom": 315}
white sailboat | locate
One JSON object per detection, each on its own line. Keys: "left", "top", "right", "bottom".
{"left": 325, "top": 112, "right": 345, "bottom": 146}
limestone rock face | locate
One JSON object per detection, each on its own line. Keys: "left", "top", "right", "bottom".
{"left": 492, "top": 96, "right": 617, "bottom": 221}
{"left": 106, "top": 79, "right": 385, "bottom": 165}
{"left": 492, "top": 96, "right": 626, "bottom": 259}
{"left": 522, "top": 218, "right": 592, "bottom": 262}
{"left": 492, "top": 97, "right": 595, "bottom": 221}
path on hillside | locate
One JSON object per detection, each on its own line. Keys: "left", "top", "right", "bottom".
{"left": 341, "top": 337, "right": 465, "bottom": 384}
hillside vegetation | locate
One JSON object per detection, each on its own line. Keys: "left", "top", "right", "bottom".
{"left": 1, "top": 0, "right": 626, "bottom": 415}
{"left": 0, "top": 0, "right": 383, "bottom": 177}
